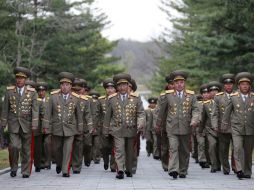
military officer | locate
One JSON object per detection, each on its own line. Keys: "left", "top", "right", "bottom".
{"left": 156, "top": 70, "right": 199, "bottom": 179}
{"left": 43, "top": 72, "right": 83, "bottom": 177}
{"left": 1, "top": 66, "right": 39, "bottom": 178}
{"left": 144, "top": 97, "right": 157, "bottom": 157}
{"left": 222, "top": 72, "right": 254, "bottom": 179}
{"left": 196, "top": 84, "right": 210, "bottom": 169}
{"left": 34, "top": 82, "right": 51, "bottom": 172}
{"left": 71, "top": 78, "right": 93, "bottom": 173}
{"left": 103, "top": 73, "right": 145, "bottom": 179}
{"left": 211, "top": 74, "right": 236, "bottom": 175}
{"left": 199, "top": 81, "right": 222, "bottom": 173}
{"left": 154, "top": 75, "right": 174, "bottom": 171}
{"left": 89, "top": 90, "right": 102, "bottom": 164}
{"left": 99, "top": 78, "right": 117, "bottom": 172}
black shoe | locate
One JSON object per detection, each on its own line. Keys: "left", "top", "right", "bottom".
{"left": 85, "top": 161, "right": 91, "bottom": 167}
{"left": 223, "top": 171, "right": 230, "bottom": 175}
{"left": 147, "top": 153, "right": 151, "bottom": 157}
{"left": 22, "top": 174, "right": 29, "bottom": 178}
{"left": 163, "top": 168, "right": 168, "bottom": 172}
{"left": 62, "top": 173, "right": 70, "bottom": 177}
{"left": 45, "top": 165, "right": 51, "bottom": 170}
{"left": 116, "top": 171, "right": 124, "bottom": 179}
{"left": 104, "top": 164, "right": 109, "bottom": 170}
{"left": 217, "top": 167, "right": 221, "bottom": 172}
{"left": 10, "top": 171, "right": 17, "bottom": 177}
{"left": 204, "top": 163, "right": 210, "bottom": 168}
{"left": 73, "top": 171, "right": 80, "bottom": 174}
{"left": 169, "top": 171, "right": 178, "bottom": 179}
{"left": 56, "top": 166, "right": 62, "bottom": 174}
{"left": 94, "top": 160, "right": 100, "bottom": 164}
{"left": 243, "top": 175, "right": 251, "bottom": 179}
{"left": 199, "top": 162, "right": 210, "bottom": 169}
{"left": 153, "top": 156, "right": 160, "bottom": 160}
{"left": 111, "top": 169, "right": 116, "bottom": 172}
{"left": 125, "top": 171, "right": 133, "bottom": 177}
{"left": 237, "top": 171, "right": 244, "bottom": 179}
{"left": 210, "top": 169, "right": 217, "bottom": 173}
{"left": 179, "top": 174, "right": 186, "bottom": 178}
{"left": 35, "top": 167, "right": 41, "bottom": 172}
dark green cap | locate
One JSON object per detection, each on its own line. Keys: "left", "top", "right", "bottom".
{"left": 103, "top": 78, "right": 116, "bottom": 89}
{"left": 129, "top": 79, "right": 137, "bottom": 92}
{"left": 36, "top": 82, "right": 48, "bottom": 91}
{"left": 220, "top": 73, "right": 235, "bottom": 84}
{"left": 58, "top": 72, "right": 74, "bottom": 84}
{"left": 170, "top": 70, "right": 188, "bottom": 81}
{"left": 208, "top": 81, "right": 222, "bottom": 92}
{"left": 89, "top": 90, "right": 100, "bottom": 99}
{"left": 113, "top": 73, "right": 131, "bottom": 84}
{"left": 200, "top": 83, "right": 209, "bottom": 94}
{"left": 235, "top": 72, "right": 253, "bottom": 84}
{"left": 14, "top": 66, "right": 31, "bottom": 78}
{"left": 148, "top": 97, "right": 158, "bottom": 104}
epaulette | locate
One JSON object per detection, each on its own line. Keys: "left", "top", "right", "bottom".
{"left": 186, "top": 89, "right": 195, "bottom": 95}
{"left": 37, "top": 98, "right": 43, "bottom": 101}
{"left": 230, "top": 92, "right": 239, "bottom": 97}
{"left": 203, "top": 100, "right": 211, "bottom": 104}
{"left": 216, "top": 92, "right": 224, "bottom": 96}
{"left": 6, "top": 86, "right": 15, "bottom": 90}
{"left": 71, "top": 92, "right": 80, "bottom": 98}
{"left": 108, "top": 93, "right": 117, "bottom": 99}
{"left": 86, "top": 95, "right": 92, "bottom": 99}
{"left": 80, "top": 95, "right": 88, "bottom": 100}
{"left": 198, "top": 101, "right": 203, "bottom": 104}
{"left": 130, "top": 92, "right": 139, "bottom": 97}
{"left": 160, "top": 92, "right": 166, "bottom": 96}
{"left": 165, "top": 90, "right": 174, "bottom": 94}
{"left": 27, "top": 87, "right": 36, "bottom": 92}
{"left": 50, "top": 89, "right": 60, "bottom": 95}
{"left": 251, "top": 92, "right": 254, "bottom": 96}
{"left": 98, "top": 95, "right": 106, "bottom": 100}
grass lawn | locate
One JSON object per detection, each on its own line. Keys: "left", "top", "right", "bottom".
{"left": 0, "top": 149, "right": 9, "bottom": 170}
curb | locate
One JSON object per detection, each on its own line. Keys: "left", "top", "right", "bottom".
{"left": 0, "top": 165, "right": 21, "bottom": 175}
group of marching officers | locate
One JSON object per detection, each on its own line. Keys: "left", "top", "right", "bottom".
{"left": 145, "top": 70, "right": 254, "bottom": 180}
{"left": 0, "top": 66, "right": 254, "bottom": 180}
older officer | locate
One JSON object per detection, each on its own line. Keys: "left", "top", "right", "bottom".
{"left": 222, "top": 72, "right": 254, "bottom": 179}
{"left": 156, "top": 70, "right": 199, "bottom": 179}
{"left": 1, "top": 66, "right": 38, "bottom": 178}
{"left": 103, "top": 73, "right": 145, "bottom": 179}
{"left": 43, "top": 72, "right": 83, "bottom": 177}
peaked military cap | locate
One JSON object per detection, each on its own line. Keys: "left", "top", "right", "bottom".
{"left": 89, "top": 90, "right": 100, "bottom": 99}
{"left": 113, "top": 73, "right": 131, "bottom": 84}
{"left": 148, "top": 97, "right": 158, "bottom": 104}
{"left": 14, "top": 66, "right": 31, "bottom": 78}
{"left": 58, "top": 72, "right": 74, "bottom": 84}
{"left": 200, "top": 83, "right": 209, "bottom": 94}
{"left": 129, "top": 78, "right": 137, "bottom": 92}
{"left": 103, "top": 78, "right": 116, "bottom": 89}
{"left": 36, "top": 82, "right": 48, "bottom": 91}
{"left": 220, "top": 73, "right": 235, "bottom": 84}
{"left": 235, "top": 72, "right": 253, "bottom": 84}
{"left": 165, "top": 74, "right": 173, "bottom": 84}
{"left": 25, "top": 80, "right": 37, "bottom": 88}
{"left": 170, "top": 70, "right": 188, "bottom": 81}
{"left": 208, "top": 81, "right": 222, "bottom": 92}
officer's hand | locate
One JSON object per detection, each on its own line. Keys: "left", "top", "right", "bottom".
{"left": 137, "top": 125, "right": 143, "bottom": 132}
{"left": 190, "top": 122, "right": 198, "bottom": 128}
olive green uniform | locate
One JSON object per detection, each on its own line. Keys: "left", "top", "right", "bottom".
{"left": 103, "top": 92, "right": 145, "bottom": 174}
{"left": 1, "top": 86, "right": 39, "bottom": 176}
{"left": 157, "top": 89, "right": 199, "bottom": 176}
{"left": 43, "top": 90, "right": 83, "bottom": 175}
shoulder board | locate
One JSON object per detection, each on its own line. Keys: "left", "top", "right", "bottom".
{"left": 50, "top": 89, "right": 60, "bottom": 95}
{"left": 86, "top": 95, "right": 92, "bottom": 99}
{"left": 71, "top": 92, "right": 80, "bottom": 98}
{"left": 203, "top": 100, "right": 211, "bottom": 104}
{"left": 215, "top": 92, "right": 224, "bottom": 96}
{"left": 6, "top": 86, "right": 15, "bottom": 90}
{"left": 37, "top": 98, "right": 42, "bottom": 101}
{"left": 230, "top": 92, "right": 239, "bottom": 97}
{"left": 251, "top": 92, "right": 254, "bottom": 96}
{"left": 27, "top": 87, "right": 35, "bottom": 92}
{"left": 165, "top": 90, "right": 174, "bottom": 94}
{"left": 186, "top": 89, "right": 195, "bottom": 95}
{"left": 108, "top": 93, "right": 117, "bottom": 99}
{"left": 197, "top": 101, "right": 203, "bottom": 104}
{"left": 80, "top": 95, "right": 88, "bottom": 100}
{"left": 98, "top": 95, "right": 106, "bottom": 100}
{"left": 160, "top": 92, "right": 166, "bottom": 96}
{"left": 130, "top": 92, "right": 139, "bottom": 97}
